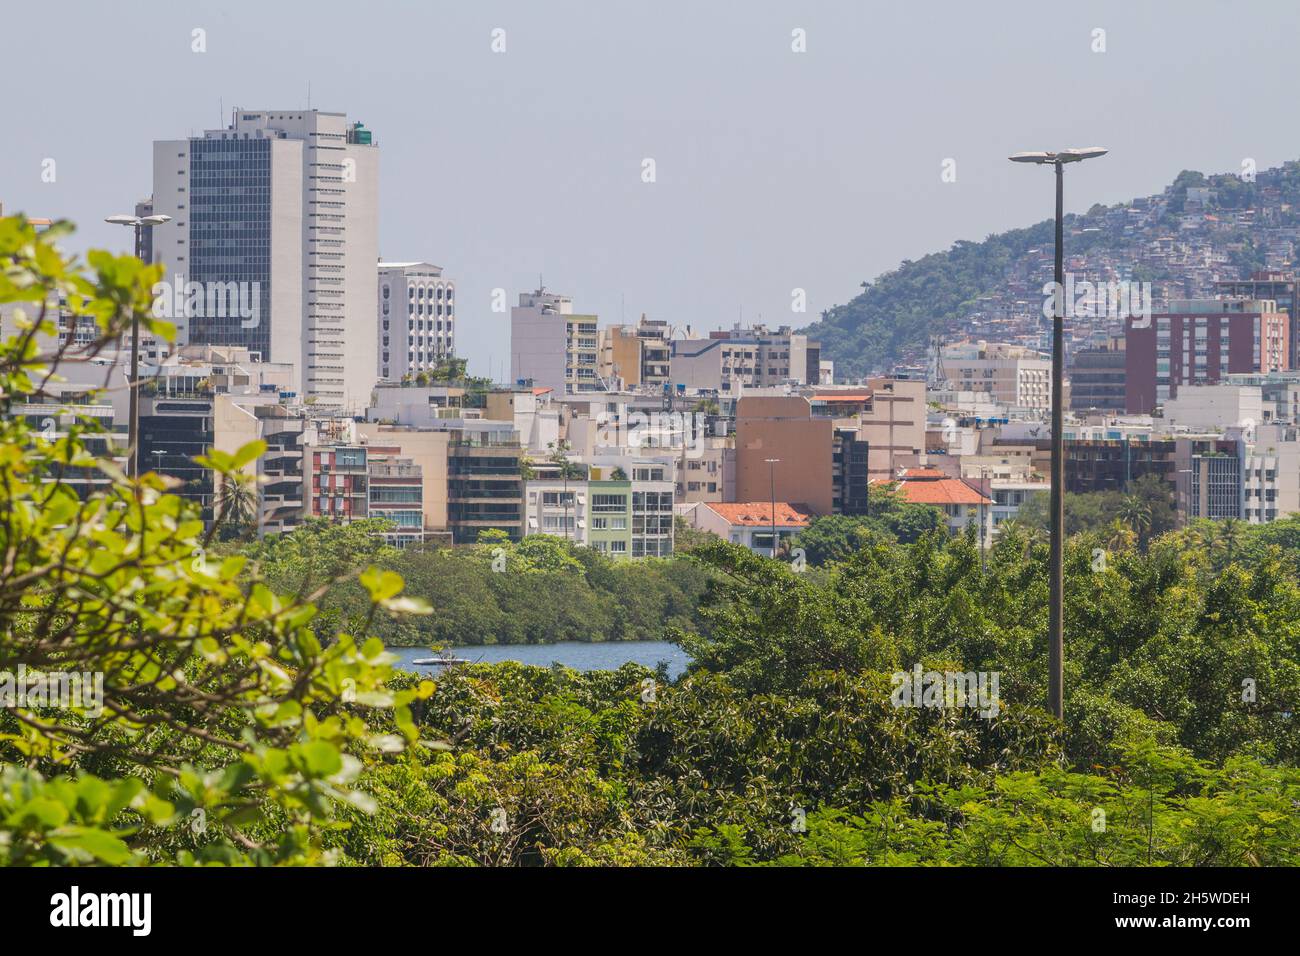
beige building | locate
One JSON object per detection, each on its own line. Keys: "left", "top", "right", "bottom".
{"left": 938, "top": 341, "right": 1051, "bottom": 411}
{"left": 597, "top": 315, "right": 672, "bottom": 389}
{"left": 356, "top": 423, "right": 452, "bottom": 536}
{"left": 669, "top": 325, "right": 815, "bottom": 392}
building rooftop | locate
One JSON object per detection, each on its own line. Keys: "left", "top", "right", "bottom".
{"left": 881, "top": 469, "right": 993, "bottom": 506}
{"left": 704, "top": 501, "right": 814, "bottom": 527}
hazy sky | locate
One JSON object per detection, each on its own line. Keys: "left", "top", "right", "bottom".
{"left": 5, "top": 0, "right": 1299, "bottom": 376}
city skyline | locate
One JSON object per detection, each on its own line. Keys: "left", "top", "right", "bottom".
{"left": 6, "top": 0, "right": 1300, "bottom": 378}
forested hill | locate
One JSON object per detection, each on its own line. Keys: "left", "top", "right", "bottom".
{"left": 804, "top": 160, "right": 1300, "bottom": 380}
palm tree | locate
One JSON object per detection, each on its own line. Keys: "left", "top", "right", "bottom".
{"left": 215, "top": 473, "right": 258, "bottom": 540}
{"left": 1118, "top": 494, "right": 1152, "bottom": 552}
{"left": 1216, "top": 517, "right": 1244, "bottom": 568}
{"left": 1104, "top": 518, "right": 1136, "bottom": 553}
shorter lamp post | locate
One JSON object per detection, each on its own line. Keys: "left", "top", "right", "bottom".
{"left": 105, "top": 213, "right": 172, "bottom": 479}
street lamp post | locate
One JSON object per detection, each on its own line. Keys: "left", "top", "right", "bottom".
{"left": 1008, "top": 147, "right": 1107, "bottom": 720}
{"left": 764, "top": 457, "right": 780, "bottom": 558}
{"left": 105, "top": 213, "right": 171, "bottom": 480}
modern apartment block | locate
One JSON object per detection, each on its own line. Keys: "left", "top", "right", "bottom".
{"left": 1216, "top": 272, "right": 1300, "bottom": 367}
{"left": 523, "top": 458, "right": 675, "bottom": 557}
{"left": 597, "top": 315, "right": 672, "bottom": 389}
{"left": 1062, "top": 436, "right": 1177, "bottom": 494}
{"left": 446, "top": 422, "right": 525, "bottom": 543}
{"left": 303, "top": 442, "right": 424, "bottom": 546}
{"left": 936, "top": 341, "right": 1051, "bottom": 411}
{"left": 377, "top": 261, "right": 455, "bottom": 381}
{"left": 1125, "top": 299, "right": 1290, "bottom": 414}
{"left": 510, "top": 289, "right": 600, "bottom": 395}
{"left": 1174, "top": 436, "right": 1245, "bottom": 521}
{"left": 151, "top": 109, "right": 380, "bottom": 412}
{"left": 1243, "top": 424, "right": 1300, "bottom": 523}
{"left": 140, "top": 394, "right": 216, "bottom": 523}
{"left": 1069, "top": 335, "right": 1127, "bottom": 412}
{"left": 669, "top": 325, "right": 816, "bottom": 392}
{"left": 364, "top": 446, "right": 426, "bottom": 546}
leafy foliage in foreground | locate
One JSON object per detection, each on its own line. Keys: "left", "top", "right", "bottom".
{"left": 0, "top": 216, "right": 431, "bottom": 864}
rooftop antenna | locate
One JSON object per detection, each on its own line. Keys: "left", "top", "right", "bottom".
{"left": 307, "top": 81, "right": 311, "bottom": 110}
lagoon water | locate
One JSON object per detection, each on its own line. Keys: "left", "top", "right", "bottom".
{"left": 388, "top": 640, "right": 689, "bottom": 679}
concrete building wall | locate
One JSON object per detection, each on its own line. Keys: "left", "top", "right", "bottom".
{"left": 860, "top": 377, "right": 926, "bottom": 480}
{"left": 1163, "top": 384, "right": 1264, "bottom": 431}
{"left": 734, "top": 395, "right": 833, "bottom": 514}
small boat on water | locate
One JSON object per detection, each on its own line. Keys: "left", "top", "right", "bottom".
{"left": 410, "top": 654, "right": 472, "bottom": 666}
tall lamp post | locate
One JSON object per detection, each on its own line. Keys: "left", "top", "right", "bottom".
{"left": 1008, "top": 147, "right": 1107, "bottom": 720}
{"left": 764, "top": 457, "right": 780, "bottom": 558}
{"left": 106, "top": 213, "right": 171, "bottom": 479}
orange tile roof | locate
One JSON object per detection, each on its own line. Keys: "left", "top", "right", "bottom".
{"left": 891, "top": 473, "right": 991, "bottom": 506}
{"left": 705, "top": 501, "right": 814, "bottom": 527}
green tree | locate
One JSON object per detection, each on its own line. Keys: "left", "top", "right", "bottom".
{"left": 0, "top": 215, "right": 432, "bottom": 865}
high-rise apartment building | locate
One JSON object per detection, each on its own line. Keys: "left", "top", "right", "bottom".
{"left": 510, "top": 289, "right": 600, "bottom": 395}
{"left": 151, "top": 109, "right": 380, "bottom": 412}
{"left": 377, "top": 262, "right": 455, "bottom": 380}
{"left": 1125, "top": 299, "right": 1290, "bottom": 414}
{"left": 669, "top": 325, "right": 814, "bottom": 391}
{"left": 1216, "top": 272, "right": 1300, "bottom": 367}
{"left": 597, "top": 315, "right": 672, "bottom": 389}
{"left": 1069, "top": 335, "right": 1127, "bottom": 412}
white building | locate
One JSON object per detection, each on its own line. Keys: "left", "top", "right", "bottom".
{"left": 1244, "top": 423, "right": 1300, "bottom": 523}
{"left": 377, "top": 262, "right": 454, "bottom": 380}
{"left": 523, "top": 455, "right": 676, "bottom": 557}
{"left": 510, "top": 289, "right": 600, "bottom": 395}
{"left": 1163, "top": 383, "right": 1264, "bottom": 432}
{"left": 152, "top": 109, "right": 380, "bottom": 413}
{"left": 937, "top": 341, "right": 1051, "bottom": 412}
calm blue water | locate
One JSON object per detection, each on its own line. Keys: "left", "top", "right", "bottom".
{"left": 388, "top": 640, "right": 690, "bottom": 678}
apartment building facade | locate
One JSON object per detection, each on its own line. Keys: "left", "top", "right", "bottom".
{"left": 151, "top": 109, "right": 380, "bottom": 412}
{"left": 937, "top": 341, "right": 1051, "bottom": 411}
{"left": 669, "top": 325, "right": 815, "bottom": 392}
{"left": 1125, "top": 299, "right": 1290, "bottom": 414}
{"left": 378, "top": 261, "right": 455, "bottom": 381}
{"left": 510, "top": 289, "right": 600, "bottom": 395}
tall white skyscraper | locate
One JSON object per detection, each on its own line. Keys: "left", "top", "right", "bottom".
{"left": 151, "top": 109, "right": 380, "bottom": 412}
{"left": 377, "top": 262, "right": 455, "bottom": 380}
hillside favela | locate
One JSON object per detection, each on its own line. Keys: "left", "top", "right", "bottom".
{"left": 0, "top": 0, "right": 1292, "bottom": 936}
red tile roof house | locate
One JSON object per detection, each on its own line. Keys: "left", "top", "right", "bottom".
{"left": 690, "top": 501, "right": 814, "bottom": 554}
{"left": 875, "top": 468, "right": 994, "bottom": 543}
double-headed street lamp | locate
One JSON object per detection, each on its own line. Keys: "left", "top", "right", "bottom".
{"left": 105, "top": 213, "right": 171, "bottom": 479}
{"left": 1008, "top": 147, "right": 1107, "bottom": 720}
